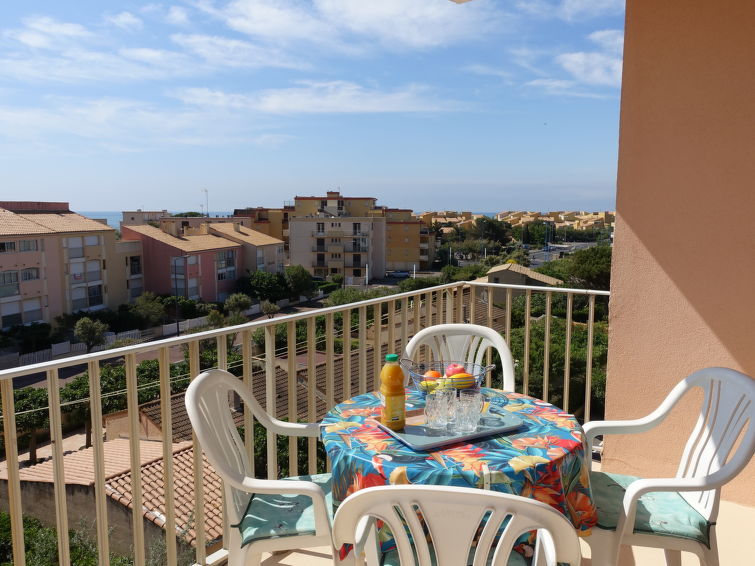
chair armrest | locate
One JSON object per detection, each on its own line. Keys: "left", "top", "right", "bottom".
{"left": 582, "top": 404, "right": 674, "bottom": 446}
{"left": 266, "top": 419, "right": 322, "bottom": 438}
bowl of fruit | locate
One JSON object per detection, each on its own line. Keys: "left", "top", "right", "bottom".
{"left": 400, "top": 360, "right": 494, "bottom": 396}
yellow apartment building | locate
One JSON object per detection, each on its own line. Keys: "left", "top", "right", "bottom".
{"left": 0, "top": 202, "right": 142, "bottom": 329}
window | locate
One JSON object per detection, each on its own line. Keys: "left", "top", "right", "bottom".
{"left": 217, "top": 250, "right": 235, "bottom": 269}
{"left": 353, "top": 269, "right": 361, "bottom": 277}
{"left": 84, "top": 235, "right": 99, "bottom": 246}
{"left": 86, "top": 260, "right": 101, "bottom": 281}
{"left": 353, "top": 223, "right": 361, "bottom": 235}
{"left": 320, "top": 200, "right": 326, "bottom": 209}
{"left": 19, "top": 240, "right": 38, "bottom": 252}
{"left": 316, "top": 253, "right": 325, "bottom": 266}
{"left": 88, "top": 285, "right": 103, "bottom": 306}
{"left": 0, "top": 241, "right": 16, "bottom": 253}
{"left": 331, "top": 222, "right": 341, "bottom": 228}
{"left": 21, "top": 268, "right": 39, "bottom": 281}
{"left": 330, "top": 268, "right": 339, "bottom": 274}
{"left": 316, "top": 222, "right": 325, "bottom": 233}
{"left": 187, "top": 254, "right": 197, "bottom": 265}
{"left": 353, "top": 254, "right": 361, "bottom": 267}
{"left": 330, "top": 253, "right": 341, "bottom": 259}
{"left": 67, "top": 236, "right": 83, "bottom": 258}
{"left": 316, "top": 238, "right": 325, "bottom": 251}
{"left": 130, "top": 256, "right": 142, "bottom": 275}
{"left": 338, "top": 200, "right": 344, "bottom": 210}
{"left": 217, "top": 269, "right": 236, "bottom": 281}
{"left": 1, "top": 302, "right": 22, "bottom": 328}
{"left": 0, "top": 271, "right": 20, "bottom": 298}
{"left": 23, "top": 299, "right": 42, "bottom": 323}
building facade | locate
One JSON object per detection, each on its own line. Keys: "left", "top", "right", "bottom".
{"left": 0, "top": 202, "right": 140, "bottom": 329}
{"left": 121, "top": 222, "right": 283, "bottom": 303}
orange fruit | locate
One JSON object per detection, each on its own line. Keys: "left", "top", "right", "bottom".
{"left": 423, "top": 370, "right": 442, "bottom": 379}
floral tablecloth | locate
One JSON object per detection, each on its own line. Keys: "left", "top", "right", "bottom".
{"left": 321, "top": 387, "right": 597, "bottom": 555}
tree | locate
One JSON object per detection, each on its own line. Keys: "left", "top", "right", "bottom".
{"left": 467, "top": 217, "right": 512, "bottom": 244}
{"left": 284, "top": 265, "right": 314, "bottom": 298}
{"left": 131, "top": 292, "right": 165, "bottom": 327}
{"left": 569, "top": 246, "right": 612, "bottom": 290}
{"left": 249, "top": 271, "right": 287, "bottom": 302}
{"left": 172, "top": 211, "right": 203, "bottom": 217}
{"left": 224, "top": 293, "right": 252, "bottom": 316}
{"left": 206, "top": 309, "right": 225, "bottom": 328}
{"left": 261, "top": 300, "right": 280, "bottom": 319}
{"left": 74, "top": 317, "right": 109, "bottom": 353}
{"left": 13, "top": 387, "right": 49, "bottom": 464}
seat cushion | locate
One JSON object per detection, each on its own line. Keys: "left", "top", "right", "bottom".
{"left": 590, "top": 471, "right": 712, "bottom": 548}
{"left": 235, "top": 473, "right": 333, "bottom": 547}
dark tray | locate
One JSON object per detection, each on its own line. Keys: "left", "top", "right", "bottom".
{"left": 373, "top": 410, "right": 524, "bottom": 451}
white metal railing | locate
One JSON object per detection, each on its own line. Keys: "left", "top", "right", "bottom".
{"left": 0, "top": 280, "right": 609, "bottom": 565}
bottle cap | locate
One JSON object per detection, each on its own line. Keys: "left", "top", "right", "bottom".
{"left": 385, "top": 354, "right": 399, "bottom": 362}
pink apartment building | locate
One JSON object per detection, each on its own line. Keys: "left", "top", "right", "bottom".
{"left": 121, "top": 222, "right": 284, "bottom": 304}
{"left": 0, "top": 201, "right": 139, "bottom": 329}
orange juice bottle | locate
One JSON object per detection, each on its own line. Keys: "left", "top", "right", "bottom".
{"left": 380, "top": 354, "right": 406, "bottom": 431}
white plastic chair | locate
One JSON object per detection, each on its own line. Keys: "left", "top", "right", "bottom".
{"left": 403, "top": 323, "right": 515, "bottom": 391}
{"left": 332, "top": 485, "right": 582, "bottom": 566}
{"left": 185, "top": 369, "right": 334, "bottom": 566}
{"left": 583, "top": 367, "right": 755, "bottom": 566}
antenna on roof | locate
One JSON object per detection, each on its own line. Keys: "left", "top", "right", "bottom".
{"left": 203, "top": 188, "right": 209, "bottom": 217}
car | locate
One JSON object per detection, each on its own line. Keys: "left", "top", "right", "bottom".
{"left": 391, "top": 270, "right": 410, "bottom": 278}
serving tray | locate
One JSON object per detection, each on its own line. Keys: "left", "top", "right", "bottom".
{"left": 373, "top": 409, "right": 524, "bottom": 451}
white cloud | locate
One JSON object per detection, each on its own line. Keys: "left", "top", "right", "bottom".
{"left": 252, "top": 133, "right": 295, "bottom": 147}
{"left": 556, "top": 51, "right": 622, "bottom": 87}
{"left": 208, "top": 0, "right": 505, "bottom": 52}
{"left": 4, "top": 16, "right": 93, "bottom": 50}
{"left": 555, "top": 30, "right": 624, "bottom": 88}
{"left": 174, "top": 81, "right": 458, "bottom": 114}
{"left": 0, "top": 96, "right": 267, "bottom": 150}
{"left": 588, "top": 29, "right": 624, "bottom": 55}
{"left": 171, "top": 33, "right": 305, "bottom": 69}
{"left": 167, "top": 6, "right": 191, "bottom": 26}
{"left": 515, "top": 0, "right": 624, "bottom": 21}
{"left": 105, "top": 12, "right": 144, "bottom": 31}
{"left": 509, "top": 47, "right": 549, "bottom": 76}
{"left": 463, "top": 64, "right": 512, "bottom": 80}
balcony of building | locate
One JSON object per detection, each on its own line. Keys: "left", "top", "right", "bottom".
{"left": 1, "top": 279, "right": 751, "bottom": 566}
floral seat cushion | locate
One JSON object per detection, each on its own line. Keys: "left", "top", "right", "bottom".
{"left": 235, "top": 473, "right": 333, "bottom": 547}
{"left": 591, "top": 471, "right": 712, "bottom": 548}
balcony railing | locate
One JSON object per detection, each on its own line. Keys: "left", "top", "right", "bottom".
{"left": 0, "top": 280, "right": 609, "bottom": 566}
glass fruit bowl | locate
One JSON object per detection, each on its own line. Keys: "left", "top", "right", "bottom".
{"left": 400, "top": 359, "right": 494, "bottom": 396}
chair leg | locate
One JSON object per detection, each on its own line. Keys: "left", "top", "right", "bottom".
{"left": 663, "top": 549, "right": 682, "bottom": 566}
{"left": 585, "top": 528, "right": 620, "bottom": 566}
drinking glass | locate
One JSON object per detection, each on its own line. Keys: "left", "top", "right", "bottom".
{"left": 424, "top": 393, "right": 446, "bottom": 429}
{"left": 436, "top": 388, "right": 457, "bottom": 425}
{"left": 456, "top": 390, "right": 483, "bottom": 433}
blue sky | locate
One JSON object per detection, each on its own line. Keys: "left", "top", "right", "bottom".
{"left": 0, "top": 1, "right": 624, "bottom": 214}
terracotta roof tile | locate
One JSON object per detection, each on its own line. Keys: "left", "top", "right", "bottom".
{"left": 14, "top": 212, "right": 113, "bottom": 234}
{"left": 0, "top": 438, "right": 187, "bottom": 485}
{"left": 485, "top": 263, "right": 563, "bottom": 286}
{"left": 123, "top": 224, "right": 240, "bottom": 253}
{"left": 208, "top": 223, "right": 284, "bottom": 246}
{"left": 105, "top": 445, "right": 223, "bottom": 547}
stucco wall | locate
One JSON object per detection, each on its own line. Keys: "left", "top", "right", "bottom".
{"left": 606, "top": 0, "right": 755, "bottom": 505}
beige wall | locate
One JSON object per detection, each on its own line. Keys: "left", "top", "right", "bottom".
{"left": 605, "top": 0, "right": 755, "bottom": 505}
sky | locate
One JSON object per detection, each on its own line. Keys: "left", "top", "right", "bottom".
{"left": 0, "top": 1, "right": 625, "bottom": 214}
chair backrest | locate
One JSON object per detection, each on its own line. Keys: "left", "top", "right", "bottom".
{"left": 332, "top": 485, "right": 581, "bottom": 566}
{"left": 185, "top": 369, "right": 272, "bottom": 522}
{"left": 404, "top": 323, "right": 515, "bottom": 391}
{"left": 668, "top": 367, "right": 755, "bottom": 520}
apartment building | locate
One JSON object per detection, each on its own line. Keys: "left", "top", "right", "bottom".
{"left": 232, "top": 206, "right": 293, "bottom": 244}
{"left": 121, "top": 222, "right": 283, "bottom": 303}
{"left": 121, "top": 210, "right": 169, "bottom": 226}
{"left": 496, "top": 210, "right": 616, "bottom": 230}
{"left": 0, "top": 202, "right": 140, "bottom": 329}
{"left": 286, "top": 191, "right": 435, "bottom": 281}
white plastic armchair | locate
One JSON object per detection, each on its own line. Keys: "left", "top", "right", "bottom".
{"left": 332, "top": 485, "right": 581, "bottom": 566}
{"left": 185, "top": 369, "right": 334, "bottom": 566}
{"left": 583, "top": 367, "right": 755, "bottom": 566}
{"left": 403, "top": 323, "right": 515, "bottom": 391}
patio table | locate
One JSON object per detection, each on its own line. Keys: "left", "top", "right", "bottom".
{"left": 321, "top": 387, "right": 597, "bottom": 556}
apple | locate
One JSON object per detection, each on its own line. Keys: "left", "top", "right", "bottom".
{"left": 445, "top": 363, "right": 466, "bottom": 377}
